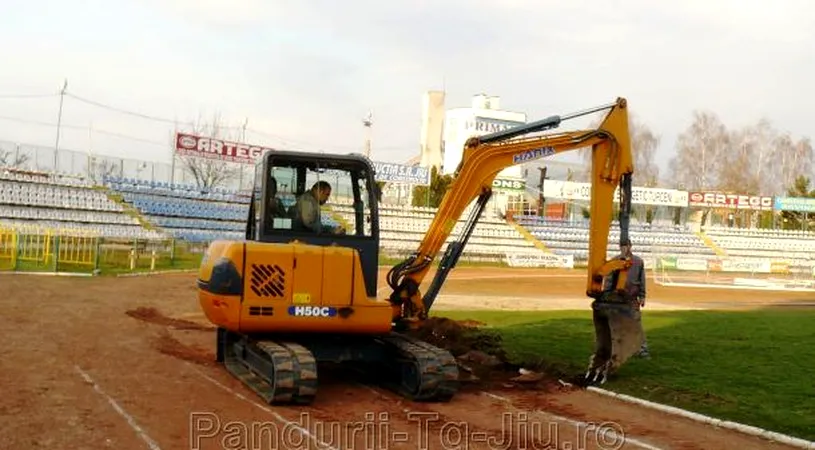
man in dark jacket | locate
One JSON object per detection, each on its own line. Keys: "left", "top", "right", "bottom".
{"left": 606, "top": 238, "right": 650, "bottom": 358}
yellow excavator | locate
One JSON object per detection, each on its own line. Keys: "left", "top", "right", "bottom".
{"left": 196, "top": 97, "right": 642, "bottom": 405}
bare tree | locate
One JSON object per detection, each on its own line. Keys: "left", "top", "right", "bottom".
{"left": 87, "top": 157, "right": 120, "bottom": 183}
{"left": 580, "top": 113, "right": 660, "bottom": 186}
{"left": 0, "top": 146, "right": 30, "bottom": 168}
{"left": 177, "top": 112, "right": 243, "bottom": 190}
{"left": 718, "top": 126, "right": 759, "bottom": 194}
{"left": 630, "top": 116, "right": 660, "bottom": 187}
{"left": 777, "top": 135, "right": 814, "bottom": 195}
{"left": 668, "top": 110, "right": 730, "bottom": 191}
{"left": 720, "top": 120, "right": 812, "bottom": 196}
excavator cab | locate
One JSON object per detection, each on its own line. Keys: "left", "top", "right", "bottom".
{"left": 244, "top": 150, "right": 381, "bottom": 298}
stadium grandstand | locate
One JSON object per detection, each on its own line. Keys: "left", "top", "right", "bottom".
{"left": 4, "top": 159, "right": 815, "bottom": 278}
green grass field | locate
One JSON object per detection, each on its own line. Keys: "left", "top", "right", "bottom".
{"left": 437, "top": 308, "right": 815, "bottom": 442}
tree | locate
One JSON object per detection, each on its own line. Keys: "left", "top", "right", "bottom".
{"left": 779, "top": 175, "right": 815, "bottom": 230}
{"left": 411, "top": 166, "right": 453, "bottom": 208}
{"left": 716, "top": 120, "right": 813, "bottom": 198}
{"left": 668, "top": 110, "right": 730, "bottom": 191}
{"left": 777, "top": 136, "right": 814, "bottom": 195}
{"left": 718, "top": 125, "right": 761, "bottom": 194}
{"left": 87, "top": 157, "right": 119, "bottom": 183}
{"left": 177, "top": 112, "right": 243, "bottom": 190}
{"left": 580, "top": 113, "right": 660, "bottom": 187}
{"left": 0, "top": 146, "right": 30, "bottom": 168}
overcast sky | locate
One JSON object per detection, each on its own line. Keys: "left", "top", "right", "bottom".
{"left": 0, "top": 0, "right": 812, "bottom": 181}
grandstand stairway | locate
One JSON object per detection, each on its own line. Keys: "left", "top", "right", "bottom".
{"left": 508, "top": 220, "right": 553, "bottom": 253}
{"left": 99, "top": 187, "right": 157, "bottom": 232}
{"left": 695, "top": 230, "right": 727, "bottom": 257}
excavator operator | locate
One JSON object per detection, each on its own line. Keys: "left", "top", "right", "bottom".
{"left": 294, "top": 180, "right": 345, "bottom": 234}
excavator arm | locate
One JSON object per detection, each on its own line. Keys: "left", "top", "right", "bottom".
{"left": 386, "top": 97, "right": 642, "bottom": 385}
{"left": 387, "top": 97, "right": 634, "bottom": 323}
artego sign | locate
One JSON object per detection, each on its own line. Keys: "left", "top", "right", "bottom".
{"left": 492, "top": 178, "right": 526, "bottom": 191}
{"left": 688, "top": 192, "right": 773, "bottom": 211}
{"left": 174, "top": 132, "right": 270, "bottom": 164}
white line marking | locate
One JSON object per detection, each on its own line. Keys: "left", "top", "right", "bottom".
{"left": 479, "top": 391, "right": 664, "bottom": 450}
{"left": 74, "top": 365, "right": 162, "bottom": 450}
{"left": 187, "top": 364, "right": 338, "bottom": 450}
{"left": 587, "top": 386, "right": 815, "bottom": 449}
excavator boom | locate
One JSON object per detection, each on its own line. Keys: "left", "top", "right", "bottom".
{"left": 387, "top": 97, "right": 643, "bottom": 384}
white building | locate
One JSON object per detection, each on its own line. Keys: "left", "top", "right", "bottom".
{"left": 438, "top": 94, "right": 530, "bottom": 215}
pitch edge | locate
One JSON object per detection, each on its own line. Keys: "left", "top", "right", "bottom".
{"left": 0, "top": 271, "right": 94, "bottom": 277}
{"left": 116, "top": 269, "right": 198, "bottom": 277}
{"left": 584, "top": 385, "right": 815, "bottom": 449}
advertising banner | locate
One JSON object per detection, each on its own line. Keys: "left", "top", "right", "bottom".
{"left": 675, "top": 257, "right": 709, "bottom": 271}
{"left": 175, "top": 132, "right": 269, "bottom": 164}
{"left": 656, "top": 256, "right": 677, "bottom": 270}
{"left": 720, "top": 258, "right": 771, "bottom": 273}
{"left": 773, "top": 196, "right": 815, "bottom": 212}
{"left": 372, "top": 162, "right": 430, "bottom": 185}
{"left": 688, "top": 192, "right": 773, "bottom": 211}
{"left": 175, "top": 132, "right": 431, "bottom": 185}
{"left": 505, "top": 252, "right": 574, "bottom": 269}
{"left": 770, "top": 260, "right": 791, "bottom": 274}
{"left": 543, "top": 180, "right": 688, "bottom": 207}
{"left": 465, "top": 117, "right": 525, "bottom": 134}
{"left": 492, "top": 178, "right": 526, "bottom": 192}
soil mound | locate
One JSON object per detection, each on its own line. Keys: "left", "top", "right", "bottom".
{"left": 408, "top": 317, "right": 505, "bottom": 359}
{"left": 126, "top": 307, "right": 213, "bottom": 331}
{"left": 153, "top": 330, "right": 216, "bottom": 366}
{"left": 405, "top": 317, "right": 558, "bottom": 390}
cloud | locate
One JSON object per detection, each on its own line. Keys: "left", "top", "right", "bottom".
{"left": 0, "top": 0, "right": 813, "bottom": 180}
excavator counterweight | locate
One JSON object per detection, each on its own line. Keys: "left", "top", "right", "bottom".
{"left": 196, "top": 97, "right": 643, "bottom": 405}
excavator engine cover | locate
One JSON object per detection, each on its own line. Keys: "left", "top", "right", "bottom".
{"left": 585, "top": 292, "right": 644, "bottom": 385}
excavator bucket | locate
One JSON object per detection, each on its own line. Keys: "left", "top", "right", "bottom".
{"left": 583, "top": 294, "right": 645, "bottom": 385}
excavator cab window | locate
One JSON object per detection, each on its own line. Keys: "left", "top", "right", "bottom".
{"left": 251, "top": 151, "right": 378, "bottom": 242}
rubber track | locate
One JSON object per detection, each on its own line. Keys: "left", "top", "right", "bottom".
{"left": 222, "top": 331, "right": 318, "bottom": 405}
{"left": 379, "top": 332, "right": 459, "bottom": 402}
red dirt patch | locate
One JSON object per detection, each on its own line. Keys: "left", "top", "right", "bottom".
{"left": 0, "top": 270, "right": 802, "bottom": 450}
{"left": 153, "top": 330, "right": 216, "bottom": 367}
{"left": 125, "top": 306, "right": 214, "bottom": 331}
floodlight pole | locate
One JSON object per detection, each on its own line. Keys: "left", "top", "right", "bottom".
{"left": 54, "top": 78, "right": 68, "bottom": 172}
{"left": 363, "top": 111, "right": 372, "bottom": 158}
{"left": 240, "top": 117, "right": 248, "bottom": 190}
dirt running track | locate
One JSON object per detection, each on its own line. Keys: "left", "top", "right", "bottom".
{"left": 1, "top": 267, "right": 813, "bottom": 450}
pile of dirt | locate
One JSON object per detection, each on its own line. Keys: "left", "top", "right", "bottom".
{"left": 125, "top": 307, "right": 213, "bottom": 331}
{"left": 408, "top": 317, "right": 504, "bottom": 359}
{"left": 153, "top": 330, "right": 216, "bottom": 366}
{"left": 406, "top": 317, "right": 555, "bottom": 389}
